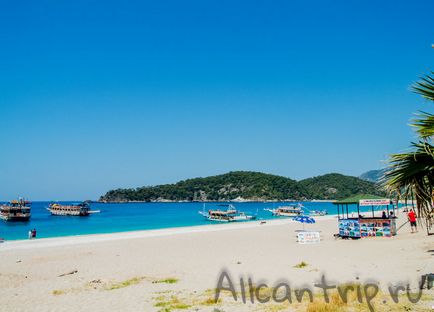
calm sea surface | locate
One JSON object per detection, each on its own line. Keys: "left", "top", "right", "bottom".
{"left": 0, "top": 201, "right": 370, "bottom": 240}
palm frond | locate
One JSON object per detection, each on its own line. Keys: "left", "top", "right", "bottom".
{"left": 412, "top": 72, "right": 434, "bottom": 102}
{"left": 411, "top": 111, "right": 434, "bottom": 139}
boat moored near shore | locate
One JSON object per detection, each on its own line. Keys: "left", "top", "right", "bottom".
{"left": 199, "top": 204, "right": 257, "bottom": 222}
{"left": 308, "top": 210, "right": 328, "bottom": 217}
{"left": 0, "top": 198, "right": 31, "bottom": 221}
{"left": 48, "top": 201, "right": 94, "bottom": 216}
{"left": 265, "top": 204, "right": 304, "bottom": 217}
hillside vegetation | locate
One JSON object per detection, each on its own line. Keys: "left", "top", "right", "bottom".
{"left": 100, "top": 171, "right": 384, "bottom": 202}
{"left": 298, "top": 173, "right": 384, "bottom": 200}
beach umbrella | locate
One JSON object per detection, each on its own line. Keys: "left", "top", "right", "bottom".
{"left": 293, "top": 216, "right": 316, "bottom": 230}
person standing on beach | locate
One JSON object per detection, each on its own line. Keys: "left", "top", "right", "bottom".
{"left": 28, "top": 230, "right": 32, "bottom": 240}
{"left": 407, "top": 209, "right": 417, "bottom": 233}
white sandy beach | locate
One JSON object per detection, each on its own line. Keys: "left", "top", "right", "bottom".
{"left": 0, "top": 213, "right": 433, "bottom": 312}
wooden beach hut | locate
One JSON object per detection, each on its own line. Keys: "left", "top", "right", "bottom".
{"left": 334, "top": 194, "right": 397, "bottom": 238}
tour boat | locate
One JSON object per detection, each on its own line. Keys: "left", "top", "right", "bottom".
{"left": 265, "top": 204, "right": 304, "bottom": 217}
{"left": 47, "top": 201, "right": 94, "bottom": 216}
{"left": 199, "top": 204, "right": 256, "bottom": 222}
{"left": 309, "top": 210, "right": 328, "bottom": 217}
{"left": 0, "top": 198, "right": 31, "bottom": 221}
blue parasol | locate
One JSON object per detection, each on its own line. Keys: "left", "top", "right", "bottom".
{"left": 293, "top": 216, "right": 316, "bottom": 230}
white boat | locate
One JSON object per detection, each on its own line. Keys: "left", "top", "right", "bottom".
{"left": 232, "top": 211, "right": 257, "bottom": 221}
{"left": 309, "top": 210, "right": 328, "bottom": 217}
{"left": 199, "top": 204, "right": 256, "bottom": 222}
{"left": 265, "top": 204, "right": 304, "bottom": 217}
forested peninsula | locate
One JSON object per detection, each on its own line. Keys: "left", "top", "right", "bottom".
{"left": 100, "top": 171, "right": 384, "bottom": 202}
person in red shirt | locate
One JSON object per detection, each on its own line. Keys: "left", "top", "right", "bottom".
{"left": 407, "top": 209, "right": 417, "bottom": 233}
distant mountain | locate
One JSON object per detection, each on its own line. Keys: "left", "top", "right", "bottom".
{"left": 100, "top": 171, "right": 385, "bottom": 202}
{"left": 359, "top": 169, "right": 386, "bottom": 183}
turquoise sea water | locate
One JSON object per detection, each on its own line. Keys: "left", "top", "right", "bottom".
{"left": 0, "top": 201, "right": 366, "bottom": 240}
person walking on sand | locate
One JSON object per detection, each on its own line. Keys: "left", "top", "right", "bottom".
{"left": 407, "top": 209, "right": 417, "bottom": 233}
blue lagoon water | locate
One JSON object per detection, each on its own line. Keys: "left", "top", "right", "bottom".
{"left": 0, "top": 201, "right": 346, "bottom": 240}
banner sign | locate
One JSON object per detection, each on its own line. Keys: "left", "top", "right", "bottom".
{"left": 359, "top": 199, "right": 390, "bottom": 206}
{"left": 297, "top": 231, "right": 320, "bottom": 244}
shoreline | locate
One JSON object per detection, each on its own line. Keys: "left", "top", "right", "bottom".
{"left": 1, "top": 205, "right": 408, "bottom": 245}
{"left": 97, "top": 199, "right": 337, "bottom": 203}
{"left": 0, "top": 215, "right": 338, "bottom": 250}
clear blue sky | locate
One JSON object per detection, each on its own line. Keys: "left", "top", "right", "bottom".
{"left": 0, "top": 0, "right": 433, "bottom": 200}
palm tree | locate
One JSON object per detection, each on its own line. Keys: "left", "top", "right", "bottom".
{"left": 384, "top": 72, "right": 434, "bottom": 234}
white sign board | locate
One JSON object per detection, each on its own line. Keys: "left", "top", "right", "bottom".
{"left": 297, "top": 231, "right": 321, "bottom": 244}
{"left": 359, "top": 199, "right": 390, "bottom": 206}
